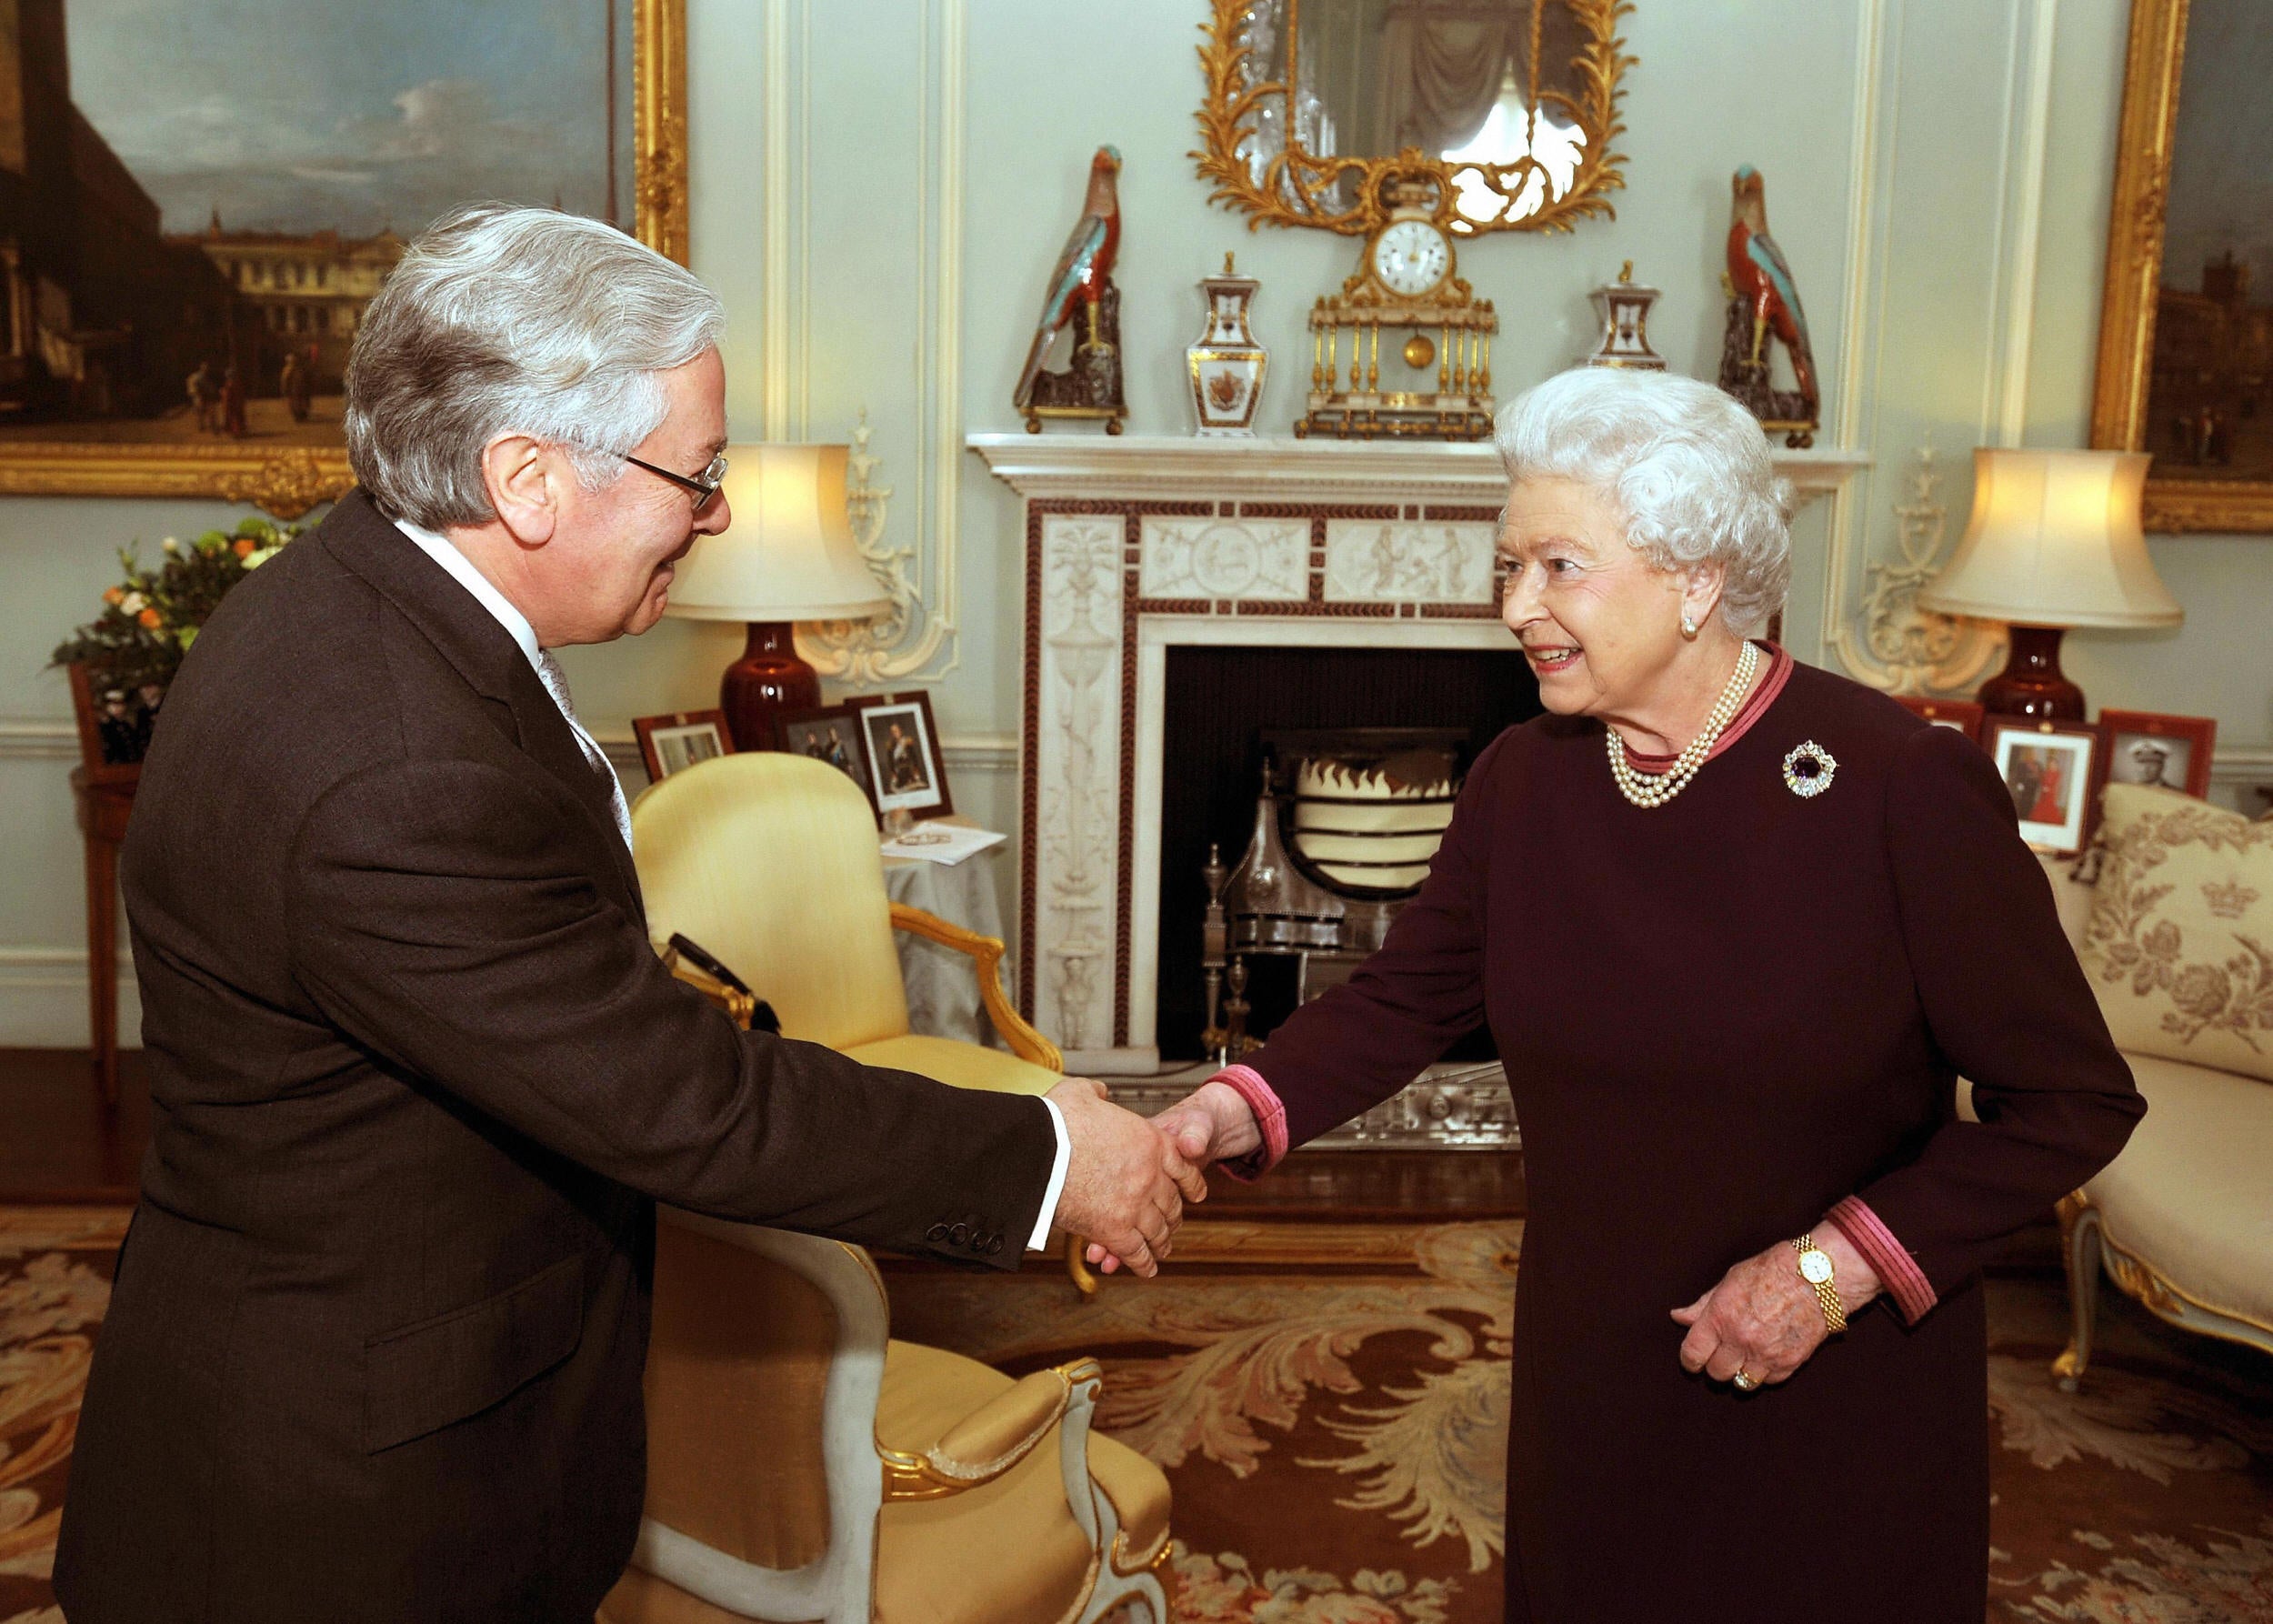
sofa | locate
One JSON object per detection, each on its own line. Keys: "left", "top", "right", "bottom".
{"left": 2028, "top": 785, "right": 2273, "bottom": 1387}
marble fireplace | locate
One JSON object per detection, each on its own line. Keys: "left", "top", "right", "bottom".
{"left": 969, "top": 434, "right": 1865, "bottom": 1142}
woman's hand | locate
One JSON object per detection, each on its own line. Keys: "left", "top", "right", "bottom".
{"left": 1671, "top": 1221, "right": 1882, "bottom": 1388}
{"left": 1150, "top": 1078, "right": 1263, "bottom": 1168}
{"left": 1082, "top": 1081, "right": 1261, "bottom": 1275}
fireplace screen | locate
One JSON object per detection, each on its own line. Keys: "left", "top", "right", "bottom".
{"left": 1155, "top": 644, "right": 1537, "bottom": 1064}
{"left": 1202, "top": 728, "right": 1465, "bottom": 1063}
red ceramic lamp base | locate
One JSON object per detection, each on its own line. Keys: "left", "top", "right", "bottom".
{"left": 1977, "top": 624, "right": 2085, "bottom": 722}
{"left": 719, "top": 622, "right": 819, "bottom": 750}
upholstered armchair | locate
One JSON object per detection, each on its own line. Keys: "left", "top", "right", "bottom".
{"left": 630, "top": 750, "right": 1103, "bottom": 1293}
{"left": 596, "top": 1208, "right": 1175, "bottom": 1624}
{"left": 2027, "top": 843, "right": 2273, "bottom": 1388}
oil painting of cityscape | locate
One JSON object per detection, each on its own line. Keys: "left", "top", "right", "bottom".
{"left": 2147, "top": 0, "right": 2273, "bottom": 486}
{"left": 0, "top": 0, "right": 639, "bottom": 452}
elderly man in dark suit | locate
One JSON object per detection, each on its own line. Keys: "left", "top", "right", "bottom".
{"left": 54, "top": 205, "right": 1199, "bottom": 1624}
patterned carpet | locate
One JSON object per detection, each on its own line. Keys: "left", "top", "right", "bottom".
{"left": 5, "top": 1207, "right": 2269, "bottom": 1623}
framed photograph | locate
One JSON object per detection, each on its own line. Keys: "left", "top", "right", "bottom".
{"left": 0, "top": 0, "right": 689, "bottom": 517}
{"left": 1894, "top": 696, "right": 1986, "bottom": 740}
{"left": 1984, "top": 717, "right": 2101, "bottom": 857}
{"left": 2095, "top": 709, "right": 2217, "bottom": 800}
{"left": 2089, "top": 0, "right": 2273, "bottom": 532}
{"left": 855, "top": 693, "right": 952, "bottom": 818}
{"left": 633, "top": 709, "right": 733, "bottom": 784}
{"left": 776, "top": 705, "right": 876, "bottom": 813}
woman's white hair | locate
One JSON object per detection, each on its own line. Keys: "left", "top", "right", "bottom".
{"left": 1493, "top": 368, "right": 1793, "bottom": 637}
{"left": 345, "top": 204, "right": 726, "bottom": 529}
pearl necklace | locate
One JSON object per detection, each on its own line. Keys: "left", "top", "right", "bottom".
{"left": 1605, "top": 640, "right": 1761, "bottom": 809}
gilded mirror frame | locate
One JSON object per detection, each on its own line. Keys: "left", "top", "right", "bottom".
{"left": 1192, "top": 0, "right": 1635, "bottom": 237}
{"left": 0, "top": 0, "right": 690, "bottom": 519}
{"left": 2088, "top": 0, "right": 2273, "bottom": 533}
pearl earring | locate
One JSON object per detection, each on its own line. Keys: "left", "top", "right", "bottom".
{"left": 1680, "top": 615, "right": 1698, "bottom": 639}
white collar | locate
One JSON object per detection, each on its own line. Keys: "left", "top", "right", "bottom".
{"left": 393, "top": 516, "right": 545, "bottom": 670}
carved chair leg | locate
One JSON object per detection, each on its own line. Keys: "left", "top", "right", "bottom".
{"left": 1066, "top": 1232, "right": 1100, "bottom": 1298}
{"left": 2052, "top": 1197, "right": 2103, "bottom": 1392}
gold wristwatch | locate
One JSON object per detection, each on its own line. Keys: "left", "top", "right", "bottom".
{"left": 1792, "top": 1234, "right": 1847, "bottom": 1334}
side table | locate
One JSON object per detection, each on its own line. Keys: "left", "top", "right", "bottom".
{"left": 881, "top": 819, "right": 1013, "bottom": 1048}
{"left": 70, "top": 767, "right": 136, "bottom": 1109}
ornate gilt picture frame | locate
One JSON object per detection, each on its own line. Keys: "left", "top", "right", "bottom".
{"left": 1192, "top": 0, "right": 1634, "bottom": 239}
{"left": 2089, "top": 0, "right": 2273, "bottom": 533}
{"left": 0, "top": 0, "right": 688, "bottom": 519}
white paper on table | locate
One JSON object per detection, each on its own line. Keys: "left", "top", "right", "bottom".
{"left": 879, "top": 820, "right": 1008, "bottom": 867}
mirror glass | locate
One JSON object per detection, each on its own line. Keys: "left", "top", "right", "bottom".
{"left": 1236, "top": 0, "right": 1595, "bottom": 226}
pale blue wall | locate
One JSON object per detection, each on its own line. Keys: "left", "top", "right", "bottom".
{"left": 1, "top": 0, "right": 2265, "bottom": 1042}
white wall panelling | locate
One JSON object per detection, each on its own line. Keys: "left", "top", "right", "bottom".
{"left": 1, "top": 0, "right": 2268, "bottom": 1048}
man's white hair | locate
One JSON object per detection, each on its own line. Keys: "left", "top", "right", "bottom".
{"left": 1493, "top": 367, "right": 1794, "bottom": 637}
{"left": 345, "top": 205, "right": 726, "bottom": 529}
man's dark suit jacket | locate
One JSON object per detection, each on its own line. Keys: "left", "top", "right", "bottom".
{"left": 54, "top": 490, "right": 1056, "bottom": 1623}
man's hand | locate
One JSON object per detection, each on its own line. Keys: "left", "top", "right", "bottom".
{"left": 1048, "top": 1078, "right": 1207, "bottom": 1278}
{"left": 1084, "top": 1079, "right": 1262, "bottom": 1276}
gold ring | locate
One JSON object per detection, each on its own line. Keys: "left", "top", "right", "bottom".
{"left": 1732, "top": 1368, "right": 1759, "bottom": 1391}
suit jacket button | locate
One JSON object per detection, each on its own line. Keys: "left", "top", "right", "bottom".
{"left": 926, "top": 1223, "right": 950, "bottom": 1242}
{"left": 949, "top": 1223, "right": 969, "bottom": 1246}
{"left": 986, "top": 1236, "right": 1004, "bottom": 1255}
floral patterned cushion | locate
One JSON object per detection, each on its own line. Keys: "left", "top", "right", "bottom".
{"left": 2079, "top": 782, "right": 2273, "bottom": 1083}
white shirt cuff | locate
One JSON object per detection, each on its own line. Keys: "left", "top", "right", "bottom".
{"left": 1027, "top": 1096, "right": 1072, "bottom": 1252}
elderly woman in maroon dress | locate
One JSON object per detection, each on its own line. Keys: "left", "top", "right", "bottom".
{"left": 1116, "top": 367, "right": 2145, "bottom": 1622}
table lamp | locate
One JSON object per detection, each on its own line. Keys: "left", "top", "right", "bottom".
{"left": 664, "top": 442, "right": 889, "bottom": 749}
{"left": 1916, "top": 447, "right": 2181, "bottom": 720}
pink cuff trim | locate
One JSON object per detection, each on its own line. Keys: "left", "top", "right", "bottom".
{"left": 1827, "top": 1197, "right": 1937, "bottom": 1325}
{"left": 1209, "top": 1064, "right": 1288, "bottom": 1179}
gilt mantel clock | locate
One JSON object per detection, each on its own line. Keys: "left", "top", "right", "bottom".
{"left": 1298, "top": 185, "right": 1497, "bottom": 441}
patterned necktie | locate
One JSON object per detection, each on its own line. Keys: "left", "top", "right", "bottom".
{"left": 534, "top": 649, "right": 634, "bottom": 853}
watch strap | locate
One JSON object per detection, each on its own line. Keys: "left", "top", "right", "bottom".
{"left": 1792, "top": 1232, "right": 1848, "bottom": 1334}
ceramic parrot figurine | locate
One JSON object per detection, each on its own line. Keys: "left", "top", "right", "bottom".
{"left": 1726, "top": 165, "right": 1817, "bottom": 411}
{"left": 1014, "top": 145, "right": 1123, "bottom": 408}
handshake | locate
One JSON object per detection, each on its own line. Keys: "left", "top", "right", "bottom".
{"left": 1044, "top": 1076, "right": 1266, "bottom": 1278}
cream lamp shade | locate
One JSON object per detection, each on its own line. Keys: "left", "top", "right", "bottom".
{"left": 664, "top": 443, "right": 889, "bottom": 622}
{"left": 1917, "top": 448, "right": 2181, "bottom": 630}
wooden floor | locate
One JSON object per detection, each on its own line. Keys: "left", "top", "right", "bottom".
{"left": 0, "top": 1047, "right": 1524, "bottom": 1218}
{"left": 0, "top": 1048, "right": 151, "bottom": 1203}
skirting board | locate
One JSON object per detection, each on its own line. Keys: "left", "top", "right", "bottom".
{"left": 0, "top": 949, "right": 142, "bottom": 1050}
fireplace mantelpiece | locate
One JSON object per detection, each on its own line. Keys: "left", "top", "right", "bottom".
{"left": 970, "top": 433, "right": 1867, "bottom": 1076}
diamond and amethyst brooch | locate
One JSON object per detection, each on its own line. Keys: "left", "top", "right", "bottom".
{"left": 1782, "top": 740, "right": 1837, "bottom": 797}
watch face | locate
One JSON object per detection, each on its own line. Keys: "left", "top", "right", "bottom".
{"left": 1371, "top": 220, "right": 1450, "bottom": 297}
{"left": 1798, "top": 1249, "right": 1835, "bottom": 1285}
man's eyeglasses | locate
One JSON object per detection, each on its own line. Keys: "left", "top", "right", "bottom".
{"left": 619, "top": 448, "right": 729, "bottom": 514}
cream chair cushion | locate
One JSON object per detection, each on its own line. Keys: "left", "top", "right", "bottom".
{"left": 633, "top": 753, "right": 911, "bottom": 1051}
{"left": 2086, "top": 1051, "right": 2273, "bottom": 1329}
{"left": 874, "top": 1342, "right": 1172, "bottom": 1624}
{"left": 2078, "top": 782, "right": 2273, "bottom": 1082}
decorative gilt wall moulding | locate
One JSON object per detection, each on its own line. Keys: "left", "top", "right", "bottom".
{"left": 0, "top": 0, "right": 689, "bottom": 518}
{"left": 2089, "top": 0, "right": 2273, "bottom": 533}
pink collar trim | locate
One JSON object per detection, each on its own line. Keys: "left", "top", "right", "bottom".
{"left": 1619, "top": 642, "right": 1794, "bottom": 773}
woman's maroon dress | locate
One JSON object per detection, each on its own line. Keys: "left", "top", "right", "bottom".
{"left": 1234, "top": 657, "right": 2143, "bottom": 1623}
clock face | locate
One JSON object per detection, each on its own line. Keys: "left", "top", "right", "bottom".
{"left": 1371, "top": 219, "right": 1451, "bottom": 298}
{"left": 1798, "top": 1250, "right": 1835, "bottom": 1285}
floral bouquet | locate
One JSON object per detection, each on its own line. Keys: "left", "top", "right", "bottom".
{"left": 50, "top": 516, "right": 300, "bottom": 765}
